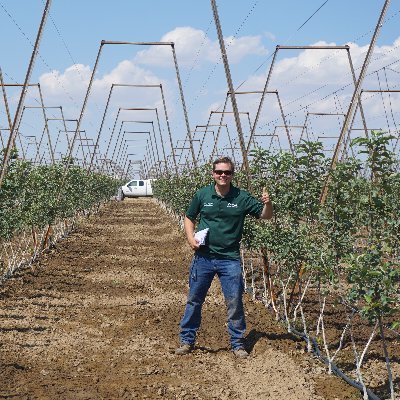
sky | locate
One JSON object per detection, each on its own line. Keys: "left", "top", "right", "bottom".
{"left": 1, "top": 0, "right": 400, "bottom": 176}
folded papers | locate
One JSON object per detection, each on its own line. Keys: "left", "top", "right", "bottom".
{"left": 194, "top": 228, "right": 209, "bottom": 245}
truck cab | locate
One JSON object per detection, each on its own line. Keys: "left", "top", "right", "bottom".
{"left": 120, "top": 179, "right": 154, "bottom": 198}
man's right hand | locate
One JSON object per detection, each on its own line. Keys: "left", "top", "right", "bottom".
{"left": 188, "top": 237, "right": 200, "bottom": 251}
{"left": 184, "top": 216, "right": 200, "bottom": 251}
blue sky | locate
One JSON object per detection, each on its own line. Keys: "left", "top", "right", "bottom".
{"left": 1, "top": 1, "right": 399, "bottom": 174}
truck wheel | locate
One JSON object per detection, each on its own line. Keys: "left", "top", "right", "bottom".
{"left": 117, "top": 187, "right": 124, "bottom": 201}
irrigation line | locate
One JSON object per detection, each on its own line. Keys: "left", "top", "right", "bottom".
{"left": 256, "top": 256, "right": 396, "bottom": 400}
{"left": 155, "top": 198, "right": 385, "bottom": 399}
{"left": 288, "top": 326, "right": 381, "bottom": 400}
{"left": 244, "top": 273, "right": 384, "bottom": 400}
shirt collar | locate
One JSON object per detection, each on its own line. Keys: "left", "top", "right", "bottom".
{"left": 212, "top": 183, "right": 234, "bottom": 198}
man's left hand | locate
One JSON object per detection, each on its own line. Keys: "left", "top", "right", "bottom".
{"left": 261, "top": 192, "right": 271, "bottom": 205}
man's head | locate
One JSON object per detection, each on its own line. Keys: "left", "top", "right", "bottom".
{"left": 212, "top": 156, "right": 235, "bottom": 187}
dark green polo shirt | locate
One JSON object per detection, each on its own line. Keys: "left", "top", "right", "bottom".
{"left": 186, "top": 184, "right": 263, "bottom": 260}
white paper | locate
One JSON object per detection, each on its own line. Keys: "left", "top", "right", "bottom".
{"left": 194, "top": 228, "right": 209, "bottom": 245}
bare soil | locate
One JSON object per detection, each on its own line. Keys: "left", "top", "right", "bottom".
{"left": 0, "top": 198, "right": 362, "bottom": 399}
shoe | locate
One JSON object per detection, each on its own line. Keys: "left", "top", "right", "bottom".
{"left": 175, "top": 343, "right": 193, "bottom": 355}
{"left": 233, "top": 348, "right": 249, "bottom": 358}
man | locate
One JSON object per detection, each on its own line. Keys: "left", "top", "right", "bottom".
{"left": 176, "top": 156, "right": 273, "bottom": 358}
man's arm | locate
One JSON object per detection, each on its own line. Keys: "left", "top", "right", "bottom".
{"left": 260, "top": 191, "right": 273, "bottom": 220}
{"left": 184, "top": 216, "right": 200, "bottom": 250}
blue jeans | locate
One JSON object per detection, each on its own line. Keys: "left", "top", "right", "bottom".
{"left": 179, "top": 254, "right": 246, "bottom": 350}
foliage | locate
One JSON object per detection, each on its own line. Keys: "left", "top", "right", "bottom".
{"left": 153, "top": 133, "right": 400, "bottom": 325}
{"left": 0, "top": 158, "right": 120, "bottom": 241}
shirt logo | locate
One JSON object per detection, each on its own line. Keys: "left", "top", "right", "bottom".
{"left": 227, "top": 203, "right": 238, "bottom": 208}
{"left": 204, "top": 202, "right": 214, "bottom": 207}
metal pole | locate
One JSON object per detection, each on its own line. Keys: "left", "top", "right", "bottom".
{"left": 89, "top": 83, "right": 162, "bottom": 172}
{"left": 154, "top": 108, "right": 167, "bottom": 174}
{"left": 116, "top": 109, "right": 164, "bottom": 173}
{"left": 275, "top": 91, "right": 294, "bottom": 155}
{"left": 0, "top": 0, "right": 52, "bottom": 187}
{"left": 37, "top": 83, "right": 54, "bottom": 163}
{"left": 211, "top": 0, "right": 248, "bottom": 173}
{"left": 65, "top": 41, "right": 104, "bottom": 167}
{"left": 246, "top": 48, "right": 279, "bottom": 154}
{"left": 0, "top": 68, "right": 13, "bottom": 131}
{"left": 104, "top": 108, "right": 122, "bottom": 160}
{"left": 88, "top": 83, "right": 115, "bottom": 172}
{"left": 210, "top": 110, "right": 250, "bottom": 160}
{"left": 346, "top": 48, "right": 369, "bottom": 139}
{"left": 210, "top": 96, "right": 228, "bottom": 161}
{"left": 160, "top": 84, "right": 178, "bottom": 175}
{"left": 17, "top": 105, "right": 62, "bottom": 165}
{"left": 120, "top": 121, "right": 161, "bottom": 172}
{"left": 170, "top": 44, "right": 197, "bottom": 167}
{"left": 320, "top": 0, "right": 392, "bottom": 204}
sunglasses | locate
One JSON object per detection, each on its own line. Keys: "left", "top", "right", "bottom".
{"left": 213, "top": 169, "right": 233, "bottom": 176}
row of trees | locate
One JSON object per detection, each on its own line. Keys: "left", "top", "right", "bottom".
{"left": 0, "top": 149, "right": 120, "bottom": 277}
{"left": 1, "top": 152, "right": 120, "bottom": 241}
{"left": 153, "top": 131, "right": 400, "bottom": 399}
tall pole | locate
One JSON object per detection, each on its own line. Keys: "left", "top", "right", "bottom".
{"left": 211, "top": 0, "right": 249, "bottom": 174}
{"left": 160, "top": 84, "right": 178, "bottom": 175}
{"left": 0, "top": 68, "right": 13, "bottom": 131}
{"left": 65, "top": 41, "right": 105, "bottom": 167}
{"left": 0, "top": 0, "right": 52, "bottom": 187}
{"left": 246, "top": 48, "right": 279, "bottom": 154}
{"left": 320, "top": 0, "right": 392, "bottom": 204}
{"left": 170, "top": 44, "right": 197, "bottom": 168}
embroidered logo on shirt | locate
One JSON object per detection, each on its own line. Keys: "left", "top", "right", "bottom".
{"left": 204, "top": 202, "right": 214, "bottom": 207}
{"left": 227, "top": 203, "right": 238, "bottom": 208}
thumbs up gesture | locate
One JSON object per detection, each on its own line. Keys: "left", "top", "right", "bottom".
{"left": 261, "top": 187, "right": 271, "bottom": 205}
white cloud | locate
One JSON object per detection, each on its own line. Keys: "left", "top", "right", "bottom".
{"left": 203, "top": 38, "right": 400, "bottom": 151}
{"left": 34, "top": 35, "right": 400, "bottom": 157}
{"left": 35, "top": 60, "right": 182, "bottom": 160}
{"left": 37, "top": 61, "right": 172, "bottom": 116}
{"left": 134, "top": 26, "right": 267, "bottom": 67}
{"left": 264, "top": 31, "right": 277, "bottom": 42}
{"left": 39, "top": 64, "right": 91, "bottom": 99}
{"left": 223, "top": 35, "right": 267, "bottom": 63}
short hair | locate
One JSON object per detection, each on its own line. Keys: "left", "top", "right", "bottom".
{"left": 213, "top": 156, "right": 235, "bottom": 173}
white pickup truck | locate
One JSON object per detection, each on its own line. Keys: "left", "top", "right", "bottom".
{"left": 120, "top": 179, "right": 154, "bottom": 198}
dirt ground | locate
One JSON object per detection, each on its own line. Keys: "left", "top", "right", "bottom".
{"left": 0, "top": 198, "right": 362, "bottom": 399}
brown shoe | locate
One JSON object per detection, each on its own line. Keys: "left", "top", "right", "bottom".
{"left": 175, "top": 343, "right": 193, "bottom": 355}
{"left": 233, "top": 348, "right": 249, "bottom": 358}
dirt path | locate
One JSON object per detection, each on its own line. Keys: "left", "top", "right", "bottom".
{"left": 0, "top": 198, "right": 360, "bottom": 399}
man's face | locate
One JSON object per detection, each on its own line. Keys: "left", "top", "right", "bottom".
{"left": 212, "top": 162, "right": 234, "bottom": 187}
